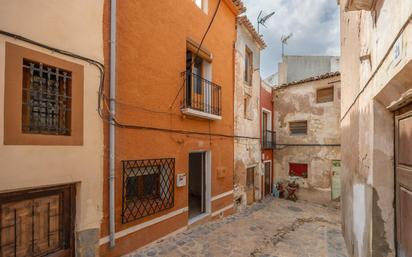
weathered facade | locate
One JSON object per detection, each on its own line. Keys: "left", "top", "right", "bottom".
{"left": 100, "top": 1, "right": 244, "bottom": 256}
{"left": 260, "top": 80, "right": 275, "bottom": 200}
{"left": 0, "top": 1, "right": 104, "bottom": 257}
{"left": 273, "top": 72, "right": 341, "bottom": 204}
{"left": 233, "top": 16, "right": 266, "bottom": 210}
{"left": 339, "top": 0, "right": 412, "bottom": 256}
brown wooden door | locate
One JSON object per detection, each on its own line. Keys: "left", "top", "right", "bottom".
{"left": 246, "top": 167, "right": 255, "bottom": 205}
{"left": 395, "top": 103, "right": 412, "bottom": 257}
{"left": 0, "top": 185, "right": 75, "bottom": 257}
{"left": 264, "top": 162, "right": 271, "bottom": 196}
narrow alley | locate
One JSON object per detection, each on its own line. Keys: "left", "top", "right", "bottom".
{"left": 125, "top": 198, "right": 348, "bottom": 257}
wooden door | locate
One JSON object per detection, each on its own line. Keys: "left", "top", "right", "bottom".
{"left": 264, "top": 162, "right": 271, "bottom": 196}
{"left": 395, "top": 103, "right": 412, "bottom": 257}
{"left": 246, "top": 167, "right": 255, "bottom": 205}
{"left": 0, "top": 185, "right": 75, "bottom": 257}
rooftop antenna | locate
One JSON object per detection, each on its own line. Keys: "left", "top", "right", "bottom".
{"left": 257, "top": 10, "right": 275, "bottom": 34}
{"left": 281, "top": 33, "right": 293, "bottom": 56}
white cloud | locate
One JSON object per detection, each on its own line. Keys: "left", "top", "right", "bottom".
{"left": 243, "top": 0, "right": 340, "bottom": 78}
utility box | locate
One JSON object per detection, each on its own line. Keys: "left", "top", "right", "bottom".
{"left": 176, "top": 173, "right": 187, "bottom": 187}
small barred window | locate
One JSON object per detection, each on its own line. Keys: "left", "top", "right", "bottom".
{"left": 122, "top": 158, "right": 175, "bottom": 223}
{"left": 22, "top": 59, "right": 71, "bottom": 135}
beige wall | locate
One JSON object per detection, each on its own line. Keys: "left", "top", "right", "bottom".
{"left": 0, "top": 0, "right": 104, "bottom": 232}
{"left": 340, "top": 0, "right": 412, "bottom": 256}
{"left": 234, "top": 22, "right": 263, "bottom": 208}
{"left": 273, "top": 76, "right": 341, "bottom": 203}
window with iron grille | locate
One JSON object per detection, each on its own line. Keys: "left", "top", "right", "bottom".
{"left": 122, "top": 158, "right": 175, "bottom": 223}
{"left": 289, "top": 121, "right": 308, "bottom": 135}
{"left": 316, "top": 86, "right": 334, "bottom": 103}
{"left": 22, "top": 59, "right": 72, "bottom": 135}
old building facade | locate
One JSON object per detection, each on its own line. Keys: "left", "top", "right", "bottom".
{"left": 260, "top": 80, "right": 275, "bottom": 200}
{"left": 100, "top": 0, "right": 245, "bottom": 256}
{"left": 233, "top": 16, "right": 266, "bottom": 209}
{"left": 273, "top": 72, "right": 341, "bottom": 204}
{"left": 0, "top": 1, "right": 104, "bottom": 257}
{"left": 339, "top": 0, "right": 412, "bottom": 256}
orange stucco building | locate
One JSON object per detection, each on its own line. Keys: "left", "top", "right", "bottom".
{"left": 100, "top": 0, "right": 245, "bottom": 255}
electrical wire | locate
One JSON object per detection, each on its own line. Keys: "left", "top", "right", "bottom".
{"left": 0, "top": 30, "right": 106, "bottom": 120}
{"left": 1, "top": 10, "right": 261, "bottom": 141}
{"left": 169, "top": 0, "right": 222, "bottom": 108}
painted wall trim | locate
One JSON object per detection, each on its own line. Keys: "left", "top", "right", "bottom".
{"left": 211, "top": 204, "right": 234, "bottom": 217}
{"left": 181, "top": 108, "right": 222, "bottom": 120}
{"left": 211, "top": 190, "right": 234, "bottom": 201}
{"left": 99, "top": 207, "right": 188, "bottom": 246}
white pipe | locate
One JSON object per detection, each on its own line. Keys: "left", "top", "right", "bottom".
{"left": 109, "top": 0, "right": 117, "bottom": 248}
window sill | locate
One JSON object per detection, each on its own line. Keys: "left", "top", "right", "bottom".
{"left": 181, "top": 108, "right": 222, "bottom": 120}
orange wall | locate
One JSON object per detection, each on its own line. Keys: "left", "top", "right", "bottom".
{"left": 101, "top": 0, "right": 237, "bottom": 255}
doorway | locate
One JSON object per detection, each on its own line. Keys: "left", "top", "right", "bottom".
{"left": 395, "top": 103, "right": 412, "bottom": 257}
{"left": 246, "top": 166, "right": 255, "bottom": 205}
{"left": 264, "top": 161, "right": 272, "bottom": 197}
{"left": 331, "top": 160, "right": 341, "bottom": 201}
{"left": 188, "top": 152, "right": 210, "bottom": 221}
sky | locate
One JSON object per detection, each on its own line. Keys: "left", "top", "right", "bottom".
{"left": 242, "top": 0, "right": 340, "bottom": 78}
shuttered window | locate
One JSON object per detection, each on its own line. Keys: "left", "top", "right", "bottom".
{"left": 316, "top": 86, "right": 334, "bottom": 103}
{"left": 246, "top": 167, "right": 255, "bottom": 189}
{"left": 289, "top": 163, "right": 308, "bottom": 178}
{"left": 289, "top": 121, "right": 308, "bottom": 135}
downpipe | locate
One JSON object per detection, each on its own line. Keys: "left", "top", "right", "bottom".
{"left": 109, "top": 0, "right": 117, "bottom": 248}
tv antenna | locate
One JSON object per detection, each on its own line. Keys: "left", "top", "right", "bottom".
{"left": 257, "top": 10, "right": 275, "bottom": 34}
{"left": 281, "top": 33, "right": 293, "bottom": 56}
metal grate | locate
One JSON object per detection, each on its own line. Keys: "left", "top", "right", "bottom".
{"left": 262, "top": 130, "right": 276, "bottom": 149}
{"left": 122, "top": 158, "right": 175, "bottom": 223}
{"left": 22, "top": 59, "right": 72, "bottom": 135}
{"left": 182, "top": 71, "right": 222, "bottom": 116}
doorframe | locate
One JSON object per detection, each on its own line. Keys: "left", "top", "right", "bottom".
{"left": 263, "top": 160, "right": 272, "bottom": 197}
{"left": 188, "top": 150, "right": 211, "bottom": 225}
{"left": 394, "top": 104, "right": 412, "bottom": 256}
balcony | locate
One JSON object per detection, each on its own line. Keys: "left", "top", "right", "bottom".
{"left": 181, "top": 71, "right": 222, "bottom": 120}
{"left": 262, "top": 130, "right": 276, "bottom": 149}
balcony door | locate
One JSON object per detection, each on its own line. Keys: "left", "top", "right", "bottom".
{"left": 395, "top": 103, "right": 412, "bottom": 257}
{"left": 186, "top": 51, "right": 207, "bottom": 112}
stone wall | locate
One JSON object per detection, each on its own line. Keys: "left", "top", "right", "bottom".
{"left": 273, "top": 75, "right": 341, "bottom": 204}
{"left": 339, "top": 0, "right": 412, "bottom": 256}
{"left": 234, "top": 20, "right": 262, "bottom": 210}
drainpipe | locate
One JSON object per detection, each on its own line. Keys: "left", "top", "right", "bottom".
{"left": 109, "top": 0, "right": 117, "bottom": 248}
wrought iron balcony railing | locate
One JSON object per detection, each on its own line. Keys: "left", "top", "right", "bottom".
{"left": 262, "top": 130, "right": 276, "bottom": 149}
{"left": 181, "top": 71, "right": 222, "bottom": 118}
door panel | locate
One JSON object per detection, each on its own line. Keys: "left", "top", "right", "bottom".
{"left": 331, "top": 160, "right": 341, "bottom": 200}
{"left": 0, "top": 185, "right": 74, "bottom": 257}
{"left": 396, "top": 103, "right": 412, "bottom": 257}
{"left": 264, "top": 163, "right": 271, "bottom": 196}
{"left": 246, "top": 167, "right": 255, "bottom": 205}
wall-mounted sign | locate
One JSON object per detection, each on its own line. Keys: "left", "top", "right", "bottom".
{"left": 176, "top": 173, "right": 186, "bottom": 187}
{"left": 393, "top": 34, "right": 403, "bottom": 67}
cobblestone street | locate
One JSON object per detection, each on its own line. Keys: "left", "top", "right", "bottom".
{"left": 125, "top": 198, "right": 348, "bottom": 257}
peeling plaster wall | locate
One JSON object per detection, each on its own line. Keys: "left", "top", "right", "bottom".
{"left": 234, "top": 23, "right": 262, "bottom": 209}
{"left": 339, "top": 0, "right": 412, "bottom": 256}
{"left": 273, "top": 76, "right": 341, "bottom": 204}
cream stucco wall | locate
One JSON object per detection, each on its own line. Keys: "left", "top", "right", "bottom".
{"left": 340, "top": 0, "right": 412, "bottom": 256}
{"left": 0, "top": 0, "right": 104, "bottom": 233}
{"left": 273, "top": 76, "right": 341, "bottom": 204}
{"left": 234, "top": 22, "right": 262, "bottom": 208}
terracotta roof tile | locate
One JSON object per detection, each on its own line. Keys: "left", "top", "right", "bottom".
{"left": 237, "top": 16, "right": 267, "bottom": 49}
{"left": 274, "top": 71, "right": 340, "bottom": 89}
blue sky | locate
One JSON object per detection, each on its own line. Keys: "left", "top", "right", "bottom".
{"left": 242, "top": 0, "right": 340, "bottom": 78}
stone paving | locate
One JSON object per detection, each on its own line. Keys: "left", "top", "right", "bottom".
{"left": 124, "top": 198, "right": 348, "bottom": 257}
